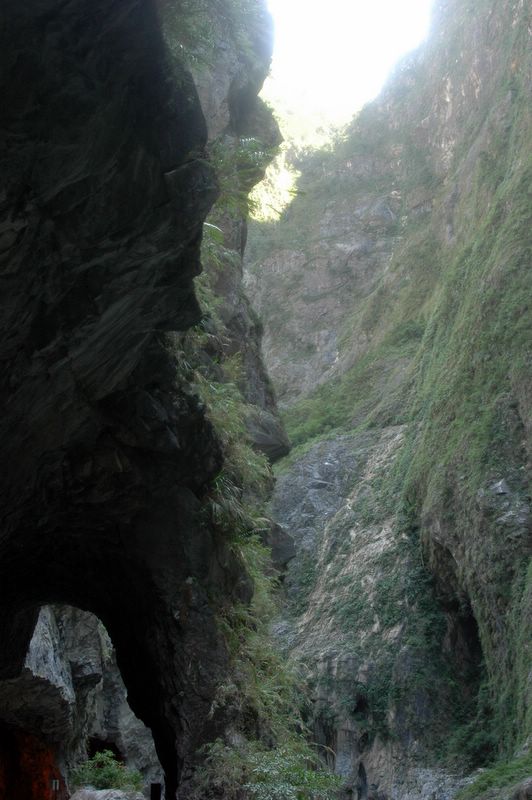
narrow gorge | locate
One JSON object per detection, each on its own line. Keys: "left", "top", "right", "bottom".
{"left": 0, "top": 1, "right": 530, "bottom": 799}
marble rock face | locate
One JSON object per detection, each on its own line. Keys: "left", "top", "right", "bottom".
{"left": 70, "top": 792, "right": 145, "bottom": 800}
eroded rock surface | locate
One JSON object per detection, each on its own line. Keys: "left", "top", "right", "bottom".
{"left": 0, "top": 604, "right": 161, "bottom": 786}
{"left": 272, "top": 429, "right": 472, "bottom": 797}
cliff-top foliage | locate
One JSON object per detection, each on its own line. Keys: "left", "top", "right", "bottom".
{"left": 159, "top": 0, "right": 270, "bottom": 70}
{"left": 455, "top": 751, "right": 532, "bottom": 800}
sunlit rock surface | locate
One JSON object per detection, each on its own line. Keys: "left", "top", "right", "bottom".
{"left": 250, "top": 0, "right": 531, "bottom": 796}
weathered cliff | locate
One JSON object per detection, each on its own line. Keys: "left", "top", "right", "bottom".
{"left": 0, "top": 0, "right": 281, "bottom": 797}
{"left": 247, "top": 0, "right": 531, "bottom": 796}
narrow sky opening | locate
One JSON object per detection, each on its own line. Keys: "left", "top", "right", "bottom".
{"left": 265, "top": 0, "right": 434, "bottom": 133}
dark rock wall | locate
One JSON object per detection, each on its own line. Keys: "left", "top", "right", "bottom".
{"left": 0, "top": 0, "right": 274, "bottom": 795}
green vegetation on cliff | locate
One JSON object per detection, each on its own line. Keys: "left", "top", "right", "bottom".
{"left": 175, "top": 123, "right": 339, "bottom": 796}
{"left": 161, "top": 0, "right": 271, "bottom": 70}
{"left": 455, "top": 751, "right": 532, "bottom": 800}
{"left": 247, "top": 0, "right": 531, "bottom": 780}
{"left": 181, "top": 320, "right": 340, "bottom": 800}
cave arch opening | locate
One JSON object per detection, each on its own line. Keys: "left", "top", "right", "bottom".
{"left": 0, "top": 604, "right": 162, "bottom": 798}
{"left": 87, "top": 737, "right": 123, "bottom": 763}
{"left": 0, "top": 472, "right": 241, "bottom": 800}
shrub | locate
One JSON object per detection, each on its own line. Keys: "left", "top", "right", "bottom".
{"left": 70, "top": 750, "right": 143, "bottom": 791}
{"left": 193, "top": 740, "right": 342, "bottom": 800}
{"left": 455, "top": 751, "right": 532, "bottom": 800}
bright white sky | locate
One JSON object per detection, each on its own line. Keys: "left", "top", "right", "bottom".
{"left": 264, "top": 0, "right": 434, "bottom": 132}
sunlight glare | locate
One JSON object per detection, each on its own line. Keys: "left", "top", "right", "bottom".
{"left": 265, "top": 0, "right": 434, "bottom": 126}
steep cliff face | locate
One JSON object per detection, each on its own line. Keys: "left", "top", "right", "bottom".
{"left": 273, "top": 429, "right": 473, "bottom": 799}
{"left": 0, "top": 0, "right": 279, "bottom": 796}
{"left": 247, "top": 0, "right": 531, "bottom": 796}
{"left": 188, "top": 14, "right": 289, "bottom": 463}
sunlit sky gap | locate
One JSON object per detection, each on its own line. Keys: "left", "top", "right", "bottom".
{"left": 264, "top": 0, "right": 434, "bottom": 131}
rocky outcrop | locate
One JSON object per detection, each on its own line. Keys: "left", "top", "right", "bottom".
{"left": 70, "top": 792, "right": 144, "bottom": 800}
{"left": 246, "top": 170, "right": 402, "bottom": 407}
{"left": 186, "top": 12, "right": 289, "bottom": 464}
{"left": 0, "top": 0, "right": 276, "bottom": 796}
{"left": 87, "top": 646, "right": 161, "bottom": 787}
{"left": 0, "top": 607, "right": 105, "bottom": 771}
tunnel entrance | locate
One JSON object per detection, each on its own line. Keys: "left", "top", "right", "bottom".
{"left": 0, "top": 721, "right": 67, "bottom": 800}
{"left": 0, "top": 605, "right": 163, "bottom": 797}
{"left": 87, "top": 736, "right": 124, "bottom": 762}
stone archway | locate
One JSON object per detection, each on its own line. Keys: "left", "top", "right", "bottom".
{"left": 0, "top": 480, "right": 249, "bottom": 797}
{"left": 0, "top": 604, "right": 163, "bottom": 793}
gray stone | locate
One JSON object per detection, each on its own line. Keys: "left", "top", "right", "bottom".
{"left": 512, "top": 777, "right": 532, "bottom": 800}
{"left": 262, "top": 523, "right": 296, "bottom": 574}
{"left": 70, "top": 791, "right": 144, "bottom": 800}
{"left": 490, "top": 478, "right": 511, "bottom": 494}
